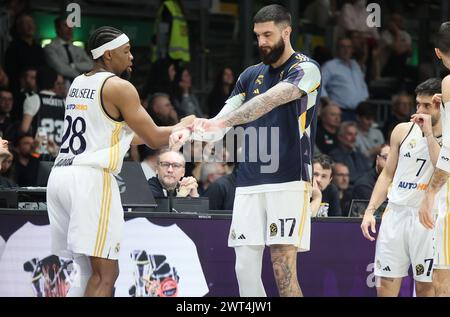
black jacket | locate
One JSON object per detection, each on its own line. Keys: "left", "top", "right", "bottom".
{"left": 147, "top": 176, "right": 177, "bottom": 198}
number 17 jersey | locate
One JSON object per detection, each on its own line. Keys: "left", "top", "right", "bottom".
{"left": 387, "top": 123, "right": 440, "bottom": 207}
{"left": 54, "top": 72, "right": 134, "bottom": 175}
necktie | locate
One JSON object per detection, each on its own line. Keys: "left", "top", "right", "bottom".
{"left": 63, "top": 44, "right": 74, "bottom": 64}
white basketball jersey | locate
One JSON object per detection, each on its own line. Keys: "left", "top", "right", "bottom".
{"left": 388, "top": 123, "right": 440, "bottom": 207}
{"left": 54, "top": 72, "right": 134, "bottom": 175}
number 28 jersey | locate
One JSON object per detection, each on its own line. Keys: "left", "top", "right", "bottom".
{"left": 387, "top": 123, "right": 440, "bottom": 207}
{"left": 54, "top": 72, "right": 134, "bottom": 175}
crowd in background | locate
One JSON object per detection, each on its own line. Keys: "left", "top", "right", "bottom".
{"left": 0, "top": 0, "right": 445, "bottom": 217}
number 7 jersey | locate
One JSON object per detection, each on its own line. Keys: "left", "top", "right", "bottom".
{"left": 54, "top": 72, "right": 134, "bottom": 175}
{"left": 387, "top": 123, "right": 441, "bottom": 207}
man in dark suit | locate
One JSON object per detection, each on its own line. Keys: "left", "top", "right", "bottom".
{"left": 148, "top": 148, "right": 198, "bottom": 198}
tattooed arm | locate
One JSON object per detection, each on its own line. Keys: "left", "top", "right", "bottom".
{"left": 217, "top": 82, "right": 303, "bottom": 128}
{"left": 418, "top": 167, "right": 449, "bottom": 229}
{"left": 427, "top": 168, "right": 450, "bottom": 195}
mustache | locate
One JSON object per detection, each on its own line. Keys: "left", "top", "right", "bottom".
{"left": 258, "top": 39, "right": 285, "bottom": 65}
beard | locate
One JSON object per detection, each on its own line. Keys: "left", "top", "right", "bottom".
{"left": 259, "top": 37, "right": 285, "bottom": 65}
{"left": 120, "top": 69, "right": 131, "bottom": 81}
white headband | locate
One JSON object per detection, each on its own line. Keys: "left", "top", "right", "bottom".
{"left": 91, "top": 34, "right": 130, "bottom": 59}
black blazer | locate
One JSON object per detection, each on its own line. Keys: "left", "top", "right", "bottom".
{"left": 148, "top": 177, "right": 176, "bottom": 198}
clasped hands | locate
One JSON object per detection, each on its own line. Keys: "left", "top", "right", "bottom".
{"left": 169, "top": 116, "right": 225, "bottom": 151}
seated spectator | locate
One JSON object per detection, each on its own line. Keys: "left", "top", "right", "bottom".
{"left": 20, "top": 67, "right": 65, "bottom": 150}
{"left": 173, "top": 66, "right": 206, "bottom": 118}
{"left": 355, "top": 101, "right": 385, "bottom": 160}
{"left": 4, "top": 13, "right": 46, "bottom": 94}
{"left": 207, "top": 67, "right": 235, "bottom": 117}
{"left": 0, "top": 89, "right": 16, "bottom": 140}
{"left": 198, "top": 162, "right": 226, "bottom": 196}
{"left": 1, "top": 148, "right": 14, "bottom": 174}
{"left": 350, "top": 144, "right": 390, "bottom": 216}
{"left": 205, "top": 168, "right": 236, "bottom": 211}
{"left": 383, "top": 92, "right": 413, "bottom": 140}
{"left": 329, "top": 121, "right": 371, "bottom": 184}
{"left": 0, "top": 150, "right": 17, "bottom": 188}
{"left": 316, "top": 101, "right": 341, "bottom": 154}
{"left": 148, "top": 149, "right": 199, "bottom": 198}
{"left": 139, "top": 146, "right": 158, "bottom": 181}
{"left": 11, "top": 68, "right": 37, "bottom": 122}
{"left": 0, "top": 138, "right": 11, "bottom": 168}
{"left": 133, "top": 93, "right": 180, "bottom": 167}
{"left": 44, "top": 16, "right": 93, "bottom": 84}
{"left": 312, "top": 154, "right": 342, "bottom": 217}
{"left": 321, "top": 37, "right": 369, "bottom": 121}
{"left": 13, "top": 132, "right": 39, "bottom": 186}
{"left": 332, "top": 162, "right": 352, "bottom": 214}
{"left": 147, "top": 92, "right": 179, "bottom": 126}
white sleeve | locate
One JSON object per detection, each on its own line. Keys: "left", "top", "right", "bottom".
{"left": 191, "top": 93, "right": 245, "bottom": 142}
{"left": 23, "top": 94, "right": 41, "bottom": 117}
{"left": 437, "top": 102, "right": 450, "bottom": 173}
{"left": 299, "top": 62, "right": 321, "bottom": 94}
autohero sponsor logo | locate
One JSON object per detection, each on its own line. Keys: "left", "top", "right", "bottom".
{"left": 397, "top": 181, "right": 428, "bottom": 191}
{"left": 66, "top": 104, "right": 88, "bottom": 111}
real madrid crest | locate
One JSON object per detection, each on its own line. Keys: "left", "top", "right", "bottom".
{"left": 270, "top": 223, "right": 278, "bottom": 237}
{"left": 415, "top": 264, "right": 424, "bottom": 276}
{"left": 408, "top": 139, "right": 417, "bottom": 149}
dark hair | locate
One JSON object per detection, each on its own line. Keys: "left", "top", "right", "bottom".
{"left": 19, "top": 67, "right": 37, "bottom": 78}
{"left": 148, "top": 92, "right": 170, "bottom": 108}
{"left": 415, "top": 78, "right": 441, "bottom": 96}
{"left": 14, "top": 132, "right": 34, "bottom": 147}
{"left": 0, "top": 88, "right": 13, "bottom": 96}
{"left": 54, "top": 16, "right": 67, "bottom": 30}
{"left": 36, "top": 67, "right": 58, "bottom": 91}
{"left": 336, "top": 37, "right": 352, "bottom": 48}
{"left": 436, "top": 22, "right": 450, "bottom": 54}
{"left": 313, "top": 154, "right": 334, "bottom": 170}
{"left": 173, "top": 65, "right": 191, "bottom": 100}
{"left": 87, "top": 26, "right": 124, "bottom": 60}
{"left": 356, "top": 101, "right": 376, "bottom": 119}
{"left": 253, "top": 4, "right": 291, "bottom": 26}
{"left": 211, "top": 67, "right": 235, "bottom": 94}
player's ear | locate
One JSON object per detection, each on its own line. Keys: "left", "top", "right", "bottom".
{"left": 103, "top": 50, "right": 112, "bottom": 61}
{"left": 435, "top": 48, "right": 442, "bottom": 60}
{"left": 283, "top": 26, "right": 291, "bottom": 39}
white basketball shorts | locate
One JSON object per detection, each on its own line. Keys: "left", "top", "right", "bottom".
{"left": 374, "top": 202, "right": 435, "bottom": 282}
{"left": 434, "top": 181, "right": 450, "bottom": 269}
{"left": 47, "top": 166, "right": 124, "bottom": 260}
{"left": 228, "top": 189, "right": 311, "bottom": 252}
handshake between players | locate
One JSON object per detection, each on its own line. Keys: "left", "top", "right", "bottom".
{"left": 169, "top": 117, "right": 228, "bottom": 150}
